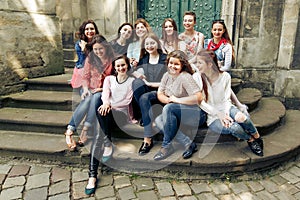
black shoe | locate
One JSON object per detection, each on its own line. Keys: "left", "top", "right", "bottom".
{"left": 182, "top": 142, "right": 198, "bottom": 159}
{"left": 255, "top": 137, "right": 264, "bottom": 150}
{"left": 139, "top": 119, "right": 144, "bottom": 127}
{"left": 138, "top": 140, "right": 153, "bottom": 155}
{"left": 248, "top": 140, "right": 263, "bottom": 156}
{"left": 153, "top": 146, "right": 174, "bottom": 161}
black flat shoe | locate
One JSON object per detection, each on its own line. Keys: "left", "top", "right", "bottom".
{"left": 248, "top": 140, "right": 263, "bottom": 157}
{"left": 182, "top": 142, "right": 197, "bottom": 159}
{"left": 255, "top": 137, "right": 264, "bottom": 150}
{"left": 153, "top": 146, "right": 174, "bottom": 161}
{"left": 85, "top": 179, "right": 98, "bottom": 195}
{"left": 138, "top": 140, "right": 153, "bottom": 155}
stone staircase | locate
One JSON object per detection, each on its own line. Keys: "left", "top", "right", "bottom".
{"left": 0, "top": 73, "right": 299, "bottom": 175}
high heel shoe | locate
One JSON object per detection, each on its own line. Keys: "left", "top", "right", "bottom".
{"left": 85, "top": 178, "right": 98, "bottom": 195}
{"left": 64, "top": 129, "right": 76, "bottom": 151}
{"left": 101, "top": 144, "right": 114, "bottom": 163}
{"left": 78, "top": 127, "right": 88, "bottom": 147}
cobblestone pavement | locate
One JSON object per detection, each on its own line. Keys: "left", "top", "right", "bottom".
{"left": 0, "top": 155, "right": 299, "bottom": 200}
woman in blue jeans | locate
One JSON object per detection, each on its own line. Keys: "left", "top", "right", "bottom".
{"left": 153, "top": 50, "right": 206, "bottom": 160}
{"left": 193, "top": 50, "right": 263, "bottom": 156}
{"left": 132, "top": 33, "right": 167, "bottom": 155}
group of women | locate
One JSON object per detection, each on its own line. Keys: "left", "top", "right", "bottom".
{"left": 64, "top": 11, "right": 264, "bottom": 195}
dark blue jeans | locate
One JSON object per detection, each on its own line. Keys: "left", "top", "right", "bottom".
{"left": 132, "top": 78, "right": 161, "bottom": 138}
{"left": 155, "top": 103, "right": 207, "bottom": 148}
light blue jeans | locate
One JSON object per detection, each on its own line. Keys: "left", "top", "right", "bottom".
{"left": 67, "top": 90, "right": 102, "bottom": 132}
{"left": 155, "top": 103, "right": 207, "bottom": 149}
{"left": 208, "top": 106, "right": 257, "bottom": 140}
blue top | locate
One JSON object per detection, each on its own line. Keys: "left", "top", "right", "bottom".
{"left": 75, "top": 40, "right": 86, "bottom": 69}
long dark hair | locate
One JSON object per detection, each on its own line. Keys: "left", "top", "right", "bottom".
{"left": 113, "top": 22, "right": 134, "bottom": 44}
{"left": 161, "top": 18, "right": 179, "bottom": 50}
{"left": 86, "top": 34, "right": 115, "bottom": 71}
{"left": 75, "top": 20, "right": 100, "bottom": 42}
{"left": 167, "top": 50, "right": 194, "bottom": 74}
{"left": 211, "top": 19, "right": 235, "bottom": 60}
{"left": 139, "top": 33, "right": 163, "bottom": 59}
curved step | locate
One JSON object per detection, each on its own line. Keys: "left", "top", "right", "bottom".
{"left": 1, "top": 110, "right": 298, "bottom": 175}
{"left": 236, "top": 88, "right": 262, "bottom": 111}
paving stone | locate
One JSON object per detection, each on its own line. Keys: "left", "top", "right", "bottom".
{"left": 172, "top": 182, "right": 192, "bottom": 197}
{"left": 99, "top": 174, "right": 113, "bottom": 187}
{"left": 94, "top": 185, "right": 115, "bottom": 199}
{"left": 29, "top": 165, "right": 51, "bottom": 175}
{"left": 297, "top": 182, "right": 300, "bottom": 189}
{"left": 49, "top": 180, "right": 70, "bottom": 195}
{"left": 0, "top": 174, "right": 5, "bottom": 185}
{"left": 256, "top": 190, "right": 277, "bottom": 200}
{"left": 0, "top": 186, "right": 24, "bottom": 200}
{"left": 246, "top": 181, "right": 264, "bottom": 192}
{"left": 133, "top": 177, "right": 154, "bottom": 191}
{"left": 294, "top": 192, "right": 300, "bottom": 200}
{"left": 72, "top": 171, "right": 88, "bottom": 183}
{"left": 48, "top": 192, "right": 71, "bottom": 200}
{"left": 161, "top": 197, "right": 177, "bottom": 200}
{"left": 51, "top": 167, "right": 71, "bottom": 183}
{"left": 24, "top": 187, "right": 48, "bottom": 200}
{"left": 190, "top": 182, "right": 211, "bottom": 194}
{"left": 289, "top": 166, "right": 300, "bottom": 177}
{"left": 0, "top": 165, "right": 11, "bottom": 174}
{"left": 118, "top": 186, "right": 136, "bottom": 200}
{"left": 209, "top": 182, "right": 230, "bottom": 195}
{"left": 259, "top": 180, "right": 279, "bottom": 193}
{"left": 229, "top": 182, "right": 249, "bottom": 194}
{"left": 8, "top": 165, "right": 30, "bottom": 177}
{"left": 156, "top": 182, "right": 174, "bottom": 197}
{"left": 270, "top": 175, "right": 288, "bottom": 185}
{"left": 219, "top": 194, "right": 241, "bottom": 200}
{"left": 279, "top": 183, "right": 300, "bottom": 195}
{"left": 274, "top": 190, "right": 296, "bottom": 200}
{"left": 72, "top": 181, "right": 89, "bottom": 200}
{"left": 26, "top": 172, "right": 50, "bottom": 190}
{"left": 196, "top": 193, "right": 218, "bottom": 200}
{"left": 238, "top": 192, "right": 260, "bottom": 200}
{"left": 280, "top": 172, "right": 300, "bottom": 184}
{"left": 178, "top": 196, "right": 198, "bottom": 200}
{"left": 2, "top": 176, "right": 26, "bottom": 189}
{"left": 136, "top": 190, "right": 158, "bottom": 200}
{"left": 114, "top": 175, "right": 131, "bottom": 189}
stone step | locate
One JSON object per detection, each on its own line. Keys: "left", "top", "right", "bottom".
{"left": 1, "top": 90, "right": 74, "bottom": 111}
{"left": 236, "top": 88, "right": 262, "bottom": 111}
{"left": 26, "top": 74, "right": 73, "bottom": 92}
{"left": 63, "top": 48, "right": 76, "bottom": 61}
{"left": 0, "top": 107, "right": 70, "bottom": 134}
{"left": 0, "top": 110, "right": 299, "bottom": 174}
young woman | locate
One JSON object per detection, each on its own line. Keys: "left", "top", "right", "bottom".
{"left": 71, "top": 20, "right": 99, "bottom": 89}
{"left": 64, "top": 34, "right": 114, "bottom": 151}
{"left": 132, "top": 33, "right": 167, "bottom": 156}
{"left": 153, "top": 50, "right": 206, "bottom": 160}
{"left": 110, "top": 22, "right": 134, "bottom": 56}
{"left": 178, "top": 11, "right": 205, "bottom": 67}
{"left": 160, "top": 18, "right": 182, "bottom": 54}
{"left": 85, "top": 55, "right": 135, "bottom": 195}
{"left": 193, "top": 50, "right": 264, "bottom": 156}
{"left": 204, "top": 19, "right": 234, "bottom": 71}
{"left": 127, "top": 18, "right": 152, "bottom": 68}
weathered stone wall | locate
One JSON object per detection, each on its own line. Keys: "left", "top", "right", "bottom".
{"left": 0, "top": 0, "right": 64, "bottom": 95}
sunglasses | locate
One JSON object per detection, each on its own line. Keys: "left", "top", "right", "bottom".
{"left": 213, "top": 19, "right": 224, "bottom": 23}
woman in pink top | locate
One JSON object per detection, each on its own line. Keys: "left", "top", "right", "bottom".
{"left": 64, "top": 34, "right": 114, "bottom": 151}
{"left": 85, "top": 55, "right": 135, "bottom": 195}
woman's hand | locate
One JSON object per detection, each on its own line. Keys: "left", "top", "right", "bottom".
{"left": 81, "top": 87, "right": 91, "bottom": 100}
{"left": 79, "top": 40, "right": 87, "bottom": 52}
{"left": 217, "top": 112, "right": 234, "bottom": 128}
{"left": 91, "top": 88, "right": 102, "bottom": 94}
{"left": 169, "top": 95, "right": 179, "bottom": 103}
{"left": 98, "top": 104, "right": 111, "bottom": 116}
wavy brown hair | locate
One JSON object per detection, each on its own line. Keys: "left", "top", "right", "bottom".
{"left": 167, "top": 50, "right": 194, "bottom": 74}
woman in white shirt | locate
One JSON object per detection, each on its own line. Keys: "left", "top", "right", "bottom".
{"left": 193, "top": 50, "right": 264, "bottom": 157}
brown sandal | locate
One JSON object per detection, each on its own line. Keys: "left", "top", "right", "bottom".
{"left": 65, "top": 129, "right": 76, "bottom": 151}
{"left": 78, "top": 127, "right": 88, "bottom": 146}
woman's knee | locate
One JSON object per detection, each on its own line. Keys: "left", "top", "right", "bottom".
{"left": 234, "top": 112, "right": 247, "bottom": 123}
{"left": 132, "top": 78, "right": 144, "bottom": 91}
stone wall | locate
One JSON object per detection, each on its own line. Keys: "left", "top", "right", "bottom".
{"left": 0, "top": 0, "right": 64, "bottom": 95}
